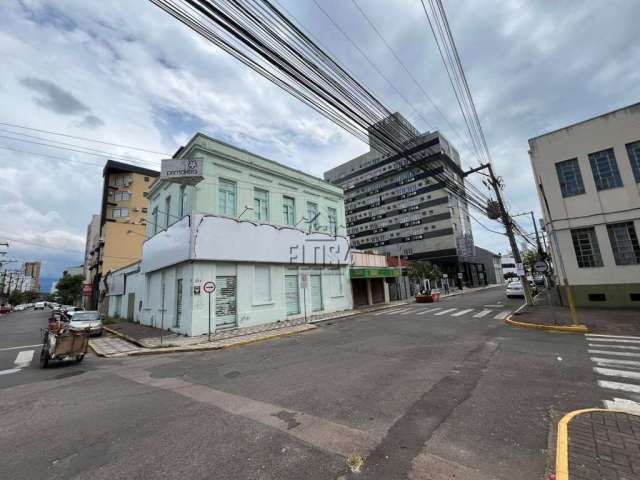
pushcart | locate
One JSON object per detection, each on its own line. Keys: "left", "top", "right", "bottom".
{"left": 40, "top": 316, "right": 90, "bottom": 368}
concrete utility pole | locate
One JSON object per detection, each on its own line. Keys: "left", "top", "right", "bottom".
{"left": 464, "top": 163, "right": 534, "bottom": 306}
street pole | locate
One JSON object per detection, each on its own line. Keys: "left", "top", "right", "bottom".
{"left": 530, "top": 211, "right": 543, "bottom": 255}
{"left": 486, "top": 164, "right": 534, "bottom": 306}
{"left": 208, "top": 290, "right": 212, "bottom": 342}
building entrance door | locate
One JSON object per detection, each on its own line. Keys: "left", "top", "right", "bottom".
{"left": 127, "top": 293, "right": 135, "bottom": 321}
{"left": 310, "top": 273, "right": 323, "bottom": 312}
{"left": 285, "top": 274, "right": 300, "bottom": 315}
{"left": 215, "top": 276, "right": 237, "bottom": 329}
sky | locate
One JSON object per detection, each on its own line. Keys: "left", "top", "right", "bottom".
{"left": 1, "top": 0, "right": 639, "bottom": 291}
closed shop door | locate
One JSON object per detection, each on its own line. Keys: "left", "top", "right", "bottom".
{"left": 352, "top": 279, "right": 368, "bottom": 307}
{"left": 311, "top": 274, "right": 323, "bottom": 312}
{"left": 371, "top": 279, "right": 385, "bottom": 304}
{"left": 175, "top": 278, "right": 183, "bottom": 328}
{"left": 285, "top": 275, "right": 300, "bottom": 315}
{"left": 127, "top": 293, "right": 135, "bottom": 321}
{"left": 216, "top": 276, "right": 237, "bottom": 329}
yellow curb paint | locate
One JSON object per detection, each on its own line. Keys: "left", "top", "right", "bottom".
{"left": 556, "top": 408, "right": 630, "bottom": 480}
{"left": 504, "top": 315, "right": 590, "bottom": 333}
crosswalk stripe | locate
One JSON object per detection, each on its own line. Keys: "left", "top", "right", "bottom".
{"left": 493, "top": 310, "right": 511, "bottom": 320}
{"left": 586, "top": 338, "right": 640, "bottom": 345}
{"left": 417, "top": 308, "right": 440, "bottom": 315}
{"left": 587, "top": 334, "right": 640, "bottom": 341}
{"left": 399, "top": 309, "right": 417, "bottom": 315}
{"left": 597, "top": 380, "right": 640, "bottom": 394}
{"left": 0, "top": 344, "right": 41, "bottom": 352}
{"left": 594, "top": 367, "right": 640, "bottom": 381}
{"left": 434, "top": 308, "right": 457, "bottom": 316}
{"left": 603, "top": 398, "right": 640, "bottom": 414}
{"left": 382, "top": 308, "right": 409, "bottom": 315}
{"left": 589, "top": 350, "right": 640, "bottom": 358}
{"left": 591, "top": 357, "right": 640, "bottom": 367}
{"left": 0, "top": 368, "right": 21, "bottom": 376}
{"left": 588, "top": 344, "right": 640, "bottom": 351}
{"left": 451, "top": 309, "right": 474, "bottom": 317}
{"left": 473, "top": 309, "right": 492, "bottom": 318}
{"left": 14, "top": 350, "right": 34, "bottom": 367}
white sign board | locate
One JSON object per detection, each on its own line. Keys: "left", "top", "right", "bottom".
{"left": 516, "top": 263, "right": 525, "bottom": 276}
{"left": 534, "top": 261, "right": 548, "bottom": 273}
{"left": 160, "top": 158, "right": 203, "bottom": 185}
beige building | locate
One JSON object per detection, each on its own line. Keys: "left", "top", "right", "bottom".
{"left": 528, "top": 102, "right": 640, "bottom": 307}
{"left": 92, "top": 160, "right": 158, "bottom": 310}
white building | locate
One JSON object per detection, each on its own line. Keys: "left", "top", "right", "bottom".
{"left": 528, "top": 102, "right": 640, "bottom": 307}
{"left": 109, "top": 133, "right": 353, "bottom": 336}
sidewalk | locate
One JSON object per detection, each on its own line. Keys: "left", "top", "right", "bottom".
{"left": 93, "top": 283, "right": 501, "bottom": 357}
{"left": 556, "top": 409, "right": 640, "bottom": 480}
{"left": 507, "top": 289, "right": 640, "bottom": 335}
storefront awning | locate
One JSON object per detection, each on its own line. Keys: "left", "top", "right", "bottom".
{"left": 350, "top": 267, "right": 401, "bottom": 279}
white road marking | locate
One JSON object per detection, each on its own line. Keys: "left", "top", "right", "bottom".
{"left": 598, "top": 380, "right": 640, "bottom": 394}
{"left": 591, "top": 357, "right": 640, "bottom": 368}
{"left": 0, "top": 368, "right": 21, "bottom": 376}
{"left": 594, "top": 367, "right": 640, "bottom": 381}
{"left": 603, "top": 398, "right": 640, "bottom": 414}
{"left": 588, "top": 344, "right": 640, "bottom": 351}
{"left": 587, "top": 334, "right": 640, "bottom": 341}
{"left": 0, "top": 344, "right": 41, "bottom": 352}
{"left": 434, "top": 308, "right": 457, "bottom": 316}
{"left": 493, "top": 310, "right": 511, "bottom": 320}
{"left": 386, "top": 308, "right": 410, "bottom": 315}
{"left": 14, "top": 350, "right": 34, "bottom": 367}
{"left": 451, "top": 309, "right": 474, "bottom": 317}
{"left": 586, "top": 338, "right": 640, "bottom": 345}
{"left": 417, "top": 309, "right": 440, "bottom": 315}
{"left": 483, "top": 304, "right": 503, "bottom": 308}
{"left": 399, "top": 309, "right": 417, "bottom": 315}
{"left": 589, "top": 350, "right": 640, "bottom": 358}
{"left": 473, "top": 310, "right": 492, "bottom": 318}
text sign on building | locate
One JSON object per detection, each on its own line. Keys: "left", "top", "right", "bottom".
{"left": 160, "top": 158, "right": 204, "bottom": 185}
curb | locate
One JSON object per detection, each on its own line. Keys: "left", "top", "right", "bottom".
{"left": 103, "top": 325, "right": 149, "bottom": 348}
{"left": 93, "top": 324, "right": 317, "bottom": 357}
{"left": 504, "top": 303, "right": 590, "bottom": 333}
{"left": 555, "top": 408, "right": 630, "bottom": 480}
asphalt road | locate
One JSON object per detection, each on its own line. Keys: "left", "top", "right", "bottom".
{"left": 0, "top": 287, "right": 606, "bottom": 479}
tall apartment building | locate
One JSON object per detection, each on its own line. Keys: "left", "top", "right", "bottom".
{"left": 22, "top": 261, "right": 41, "bottom": 292}
{"left": 82, "top": 214, "right": 100, "bottom": 308}
{"left": 107, "top": 133, "right": 352, "bottom": 335}
{"left": 92, "top": 160, "right": 159, "bottom": 310}
{"left": 324, "top": 113, "right": 483, "bottom": 286}
{"left": 529, "top": 102, "right": 640, "bottom": 307}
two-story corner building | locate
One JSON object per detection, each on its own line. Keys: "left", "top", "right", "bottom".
{"left": 92, "top": 160, "right": 159, "bottom": 311}
{"left": 324, "top": 113, "right": 482, "bottom": 288}
{"left": 139, "top": 133, "right": 352, "bottom": 336}
{"left": 528, "top": 102, "right": 640, "bottom": 308}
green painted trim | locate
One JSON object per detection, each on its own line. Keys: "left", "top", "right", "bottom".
{"left": 350, "top": 267, "right": 401, "bottom": 279}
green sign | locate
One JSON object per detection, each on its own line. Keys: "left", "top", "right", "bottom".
{"left": 350, "top": 267, "right": 401, "bottom": 279}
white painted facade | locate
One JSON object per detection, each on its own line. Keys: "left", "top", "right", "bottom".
{"left": 528, "top": 103, "right": 640, "bottom": 307}
{"left": 128, "top": 133, "right": 353, "bottom": 336}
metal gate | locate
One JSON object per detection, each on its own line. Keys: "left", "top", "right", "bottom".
{"left": 285, "top": 275, "right": 300, "bottom": 315}
{"left": 215, "top": 276, "right": 237, "bottom": 329}
{"left": 175, "top": 278, "right": 182, "bottom": 328}
{"left": 127, "top": 293, "right": 135, "bottom": 321}
{"left": 311, "top": 274, "right": 323, "bottom": 312}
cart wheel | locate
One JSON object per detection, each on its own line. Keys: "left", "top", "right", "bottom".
{"left": 39, "top": 347, "right": 49, "bottom": 368}
{"left": 76, "top": 355, "right": 84, "bottom": 363}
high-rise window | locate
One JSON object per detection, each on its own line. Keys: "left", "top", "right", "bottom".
{"left": 164, "top": 196, "right": 171, "bottom": 228}
{"left": 626, "top": 140, "right": 640, "bottom": 183}
{"left": 218, "top": 178, "right": 236, "bottom": 217}
{"left": 588, "top": 148, "right": 623, "bottom": 190}
{"left": 607, "top": 222, "right": 640, "bottom": 265}
{"left": 179, "top": 185, "right": 187, "bottom": 217}
{"left": 328, "top": 207, "right": 337, "bottom": 235}
{"left": 112, "top": 207, "right": 129, "bottom": 218}
{"left": 306, "top": 202, "right": 319, "bottom": 230}
{"left": 571, "top": 227, "right": 603, "bottom": 268}
{"left": 114, "top": 191, "right": 131, "bottom": 201}
{"left": 283, "top": 196, "right": 295, "bottom": 226}
{"left": 254, "top": 189, "right": 269, "bottom": 221}
{"left": 555, "top": 158, "right": 585, "bottom": 197}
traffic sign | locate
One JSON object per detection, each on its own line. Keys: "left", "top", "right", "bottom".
{"left": 533, "top": 261, "right": 548, "bottom": 273}
{"left": 203, "top": 281, "right": 216, "bottom": 294}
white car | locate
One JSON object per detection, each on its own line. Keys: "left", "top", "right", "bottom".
{"left": 506, "top": 281, "right": 538, "bottom": 298}
{"left": 34, "top": 301, "right": 46, "bottom": 310}
{"left": 65, "top": 311, "right": 103, "bottom": 336}
{"left": 13, "top": 304, "right": 26, "bottom": 311}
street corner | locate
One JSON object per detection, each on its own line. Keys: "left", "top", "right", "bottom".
{"left": 555, "top": 408, "right": 640, "bottom": 480}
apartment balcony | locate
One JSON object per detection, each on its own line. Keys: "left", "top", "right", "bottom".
{"left": 141, "top": 214, "right": 350, "bottom": 273}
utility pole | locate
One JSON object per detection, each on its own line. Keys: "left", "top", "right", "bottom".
{"left": 464, "top": 163, "right": 534, "bottom": 306}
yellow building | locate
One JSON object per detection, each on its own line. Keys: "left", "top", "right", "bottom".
{"left": 92, "top": 160, "right": 158, "bottom": 310}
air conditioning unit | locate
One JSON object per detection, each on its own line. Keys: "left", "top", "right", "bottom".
{"left": 98, "top": 237, "right": 105, "bottom": 244}
{"left": 133, "top": 207, "right": 140, "bottom": 212}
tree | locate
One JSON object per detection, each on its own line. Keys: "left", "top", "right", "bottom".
{"left": 55, "top": 274, "right": 85, "bottom": 305}
{"left": 522, "top": 250, "right": 539, "bottom": 274}
{"left": 8, "top": 290, "right": 24, "bottom": 306}
{"left": 408, "top": 262, "right": 442, "bottom": 293}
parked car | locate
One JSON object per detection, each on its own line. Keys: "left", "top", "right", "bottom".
{"left": 13, "top": 304, "right": 26, "bottom": 311}
{"left": 0, "top": 305, "right": 11, "bottom": 314}
{"left": 506, "top": 281, "right": 538, "bottom": 298}
{"left": 61, "top": 305, "right": 81, "bottom": 316}
{"left": 64, "top": 310, "right": 103, "bottom": 336}
{"left": 34, "top": 301, "right": 46, "bottom": 310}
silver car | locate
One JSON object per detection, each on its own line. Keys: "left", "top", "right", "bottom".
{"left": 65, "top": 310, "right": 103, "bottom": 336}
